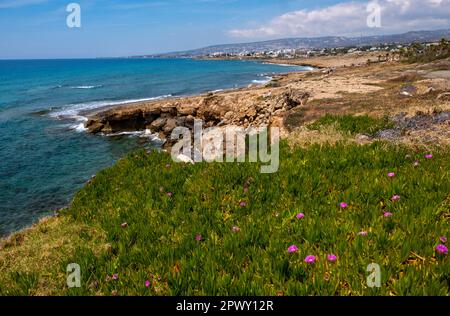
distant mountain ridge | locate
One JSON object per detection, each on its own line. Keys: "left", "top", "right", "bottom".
{"left": 145, "top": 29, "right": 450, "bottom": 58}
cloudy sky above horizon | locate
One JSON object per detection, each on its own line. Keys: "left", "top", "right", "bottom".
{"left": 0, "top": 0, "right": 449, "bottom": 59}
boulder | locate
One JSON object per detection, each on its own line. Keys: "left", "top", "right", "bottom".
{"left": 150, "top": 118, "right": 167, "bottom": 131}
{"left": 163, "top": 118, "right": 178, "bottom": 134}
{"left": 85, "top": 120, "right": 104, "bottom": 134}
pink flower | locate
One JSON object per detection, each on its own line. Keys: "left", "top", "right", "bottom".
{"left": 296, "top": 213, "right": 305, "bottom": 219}
{"left": 439, "top": 236, "right": 447, "bottom": 243}
{"left": 112, "top": 274, "right": 118, "bottom": 280}
{"left": 425, "top": 154, "right": 433, "bottom": 159}
{"left": 436, "top": 244, "right": 448, "bottom": 255}
{"left": 120, "top": 222, "right": 128, "bottom": 228}
{"left": 232, "top": 226, "right": 241, "bottom": 233}
{"left": 413, "top": 161, "right": 420, "bottom": 167}
{"left": 166, "top": 192, "right": 173, "bottom": 197}
{"left": 288, "top": 245, "right": 298, "bottom": 253}
{"left": 304, "top": 255, "right": 316, "bottom": 264}
{"left": 387, "top": 172, "right": 395, "bottom": 178}
{"left": 195, "top": 234, "right": 203, "bottom": 241}
{"left": 383, "top": 212, "right": 393, "bottom": 218}
{"left": 239, "top": 201, "right": 247, "bottom": 207}
{"left": 340, "top": 202, "right": 348, "bottom": 209}
{"left": 327, "top": 254, "right": 337, "bottom": 262}
{"left": 358, "top": 231, "right": 368, "bottom": 237}
{"left": 391, "top": 195, "right": 400, "bottom": 202}
{"left": 145, "top": 280, "right": 151, "bottom": 287}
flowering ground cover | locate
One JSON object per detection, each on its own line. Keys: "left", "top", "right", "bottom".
{"left": 1, "top": 141, "right": 448, "bottom": 295}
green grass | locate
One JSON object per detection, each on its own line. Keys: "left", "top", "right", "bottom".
{"left": 1, "top": 141, "right": 449, "bottom": 295}
{"left": 308, "top": 114, "right": 394, "bottom": 136}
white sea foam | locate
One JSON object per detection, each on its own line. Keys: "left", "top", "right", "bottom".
{"left": 49, "top": 95, "right": 172, "bottom": 120}
{"left": 105, "top": 129, "right": 163, "bottom": 142}
{"left": 252, "top": 76, "right": 273, "bottom": 85}
{"left": 70, "top": 122, "right": 88, "bottom": 132}
{"left": 70, "top": 85, "right": 103, "bottom": 89}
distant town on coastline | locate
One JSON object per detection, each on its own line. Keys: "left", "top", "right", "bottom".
{"left": 130, "top": 29, "right": 450, "bottom": 60}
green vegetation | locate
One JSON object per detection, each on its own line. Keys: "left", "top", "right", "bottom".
{"left": 308, "top": 114, "right": 394, "bottom": 136}
{"left": 401, "top": 38, "right": 450, "bottom": 63}
{"left": 1, "top": 141, "right": 448, "bottom": 295}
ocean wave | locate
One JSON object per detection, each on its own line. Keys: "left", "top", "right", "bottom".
{"left": 70, "top": 85, "right": 103, "bottom": 89}
{"left": 105, "top": 129, "right": 164, "bottom": 142}
{"left": 48, "top": 95, "right": 172, "bottom": 120}
{"left": 252, "top": 76, "right": 273, "bottom": 85}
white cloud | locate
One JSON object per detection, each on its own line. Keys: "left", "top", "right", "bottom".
{"left": 228, "top": 0, "right": 450, "bottom": 39}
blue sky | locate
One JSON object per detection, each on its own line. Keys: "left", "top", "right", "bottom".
{"left": 0, "top": 0, "right": 449, "bottom": 59}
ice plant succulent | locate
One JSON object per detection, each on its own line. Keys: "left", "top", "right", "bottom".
{"left": 304, "top": 255, "right": 316, "bottom": 264}
{"left": 288, "top": 245, "right": 298, "bottom": 253}
{"left": 327, "top": 254, "right": 337, "bottom": 262}
{"left": 436, "top": 244, "right": 448, "bottom": 255}
{"left": 296, "top": 213, "right": 305, "bottom": 219}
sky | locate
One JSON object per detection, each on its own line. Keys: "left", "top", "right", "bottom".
{"left": 0, "top": 0, "right": 449, "bottom": 59}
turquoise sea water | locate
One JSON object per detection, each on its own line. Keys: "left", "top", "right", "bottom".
{"left": 0, "top": 58, "right": 308, "bottom": 236}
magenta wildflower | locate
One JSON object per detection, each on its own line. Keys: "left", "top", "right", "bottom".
{"left": 239, "top": 201, "right": 247, "bottom": 207}
{"left": 436, "top": 244, "right": 448, "bottom": 255}
{"left": 232, "top": 226, "right": 241, "bottom": 233}
{"left": 166, "top": 192, "right": 173, "bottom": 197}
{"left": 120, "top": 222, "right": 128, "bottom": 228}
{"left": 327, "top": 254, "right": 337, "bottom": 262}
{"left": 304, "top": 255, "right": 316, "bottom": 264}
{"left": 296, "top": 213, "right": 305, "bottom": 219}
{"left": 383, "top": 212, "right": 393, "bottom": 218}
{"left": 288, "top": 245, "right": 298, "bottom": 253}
{"left": 145, "top": 280, "right": 151, "bottom": 288}
{"left": 387, "top": 172, "right": 395, "bottom": 178}
{"left": 195, "top": 234, "right": 203, "bottom": 241}
{"left": 340, "top": 202, "right": 348, "bottom": 209}
{"left": 440, "top": 236, "right": 447, "bottom": 243}
{"left": 391, "top": 195, "right": 400, "bottom": 202}
{"left": 425, "top": 154, "right": 433, "bottom": 159}
{"left": 358, "top": 231, "right": 368, "bottom": 237}
{"left": 112, "top": 274, "right": 118, "bottom": 280}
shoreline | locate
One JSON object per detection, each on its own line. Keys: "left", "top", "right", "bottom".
{"left": 80, "top": 60, "right": 313, "bottom": 119}
{"left": 3, "top": 53, "right": 450, "bottom": 242}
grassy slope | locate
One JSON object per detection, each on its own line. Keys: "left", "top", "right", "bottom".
{"left": 1, "top": 140, "right": 448, "bottom": 296}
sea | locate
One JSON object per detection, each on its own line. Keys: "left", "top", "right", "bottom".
{"left": 0, "top": 58, "right": 310, "bottom": 236}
